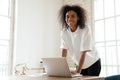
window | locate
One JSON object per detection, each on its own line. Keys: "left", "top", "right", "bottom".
{"left": 94, "top": 0, "right": 120, "bottom": 76}
{"left": 0, "top": 0, "right": 14, "bottom": 75}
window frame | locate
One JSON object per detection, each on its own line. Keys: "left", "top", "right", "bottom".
{"left": 0, "top": 0, "right": 15, "bottom": 75}
{"left": 92, "top": 0, "right": 120, "bottom": 76}
{"left": 9, "top": 0, "right": 15, "bottom": 75}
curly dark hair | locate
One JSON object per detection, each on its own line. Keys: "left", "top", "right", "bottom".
{"left": 59, "top": 5, "right": 87, "bottom": 29}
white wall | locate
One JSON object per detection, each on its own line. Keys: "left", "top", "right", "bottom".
{"left": 14, "top": 0, "right": 92, "bottom": 70}
{"left": 14, "top": 0, "right": 63, "bottom": 68}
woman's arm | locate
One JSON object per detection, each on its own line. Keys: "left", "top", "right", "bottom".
{"left": 62, "top": 49, "right": 67, "bottom": 57}
{"left": 77, "top": 50, "right": 91, "bottom": 73}
{"left": 77, "top": 51, "right": 87, "bottom": 73}
{"left": 71, "top": 51, "right": 87, "bottom": 74}
{"left": 71, "top": 50, "right": 90, "bottom": 74}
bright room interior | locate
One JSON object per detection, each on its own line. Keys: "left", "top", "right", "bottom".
{"left": 0, "top": 0, "right": 120, "bottom": 77}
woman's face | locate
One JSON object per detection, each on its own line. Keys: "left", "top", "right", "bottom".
{"left": 65, "top": 10, "right": 79, "bottom": 32}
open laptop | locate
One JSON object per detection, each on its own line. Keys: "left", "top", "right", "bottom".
{"left": 42, "top": 57, "right": 82, "bottom": 77}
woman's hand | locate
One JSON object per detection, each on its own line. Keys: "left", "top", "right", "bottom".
{"left": 71, "top": 70, "right": 77, "bottom": 74}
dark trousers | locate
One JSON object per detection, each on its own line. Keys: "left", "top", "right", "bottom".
{"left": 80, "top": 59, "right": 101, "bottom": 76}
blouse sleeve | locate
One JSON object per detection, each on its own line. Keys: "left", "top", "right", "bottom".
{"left": 80, "top": 26, "right": 93, "bottom": 51}
{"left": 60, "top": 30, "right": 68, "bottom": 49}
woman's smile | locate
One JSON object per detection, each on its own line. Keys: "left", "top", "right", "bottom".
{"left": 65, "top": 10, "right": 79, "bottom": 32}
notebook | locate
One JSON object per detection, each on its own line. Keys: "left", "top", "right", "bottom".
{"left": 42, "top": 57, "right": 82, "bottom": 77}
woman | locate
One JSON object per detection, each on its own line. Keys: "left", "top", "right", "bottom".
{"left": 59, "top": 5, "right": 101, "bottom": 76}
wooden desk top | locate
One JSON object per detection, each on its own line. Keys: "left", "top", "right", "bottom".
{"left": 0, "top": 75, "right": 104, "bottom": 80}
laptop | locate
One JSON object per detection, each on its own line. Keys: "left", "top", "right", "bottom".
{"left": 42, "top": 57, "right": 82, "bottom": 77}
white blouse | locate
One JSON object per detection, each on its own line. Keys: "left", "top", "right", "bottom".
{"left": 60, "top": 26, "right": 100, "bottom": 69}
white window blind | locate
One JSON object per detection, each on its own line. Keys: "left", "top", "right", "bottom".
{"left": 0, "top": 0, "right": 13, "bottom": 76}
{"left": 94, "top": 0, "right": 120, "bottom": 76}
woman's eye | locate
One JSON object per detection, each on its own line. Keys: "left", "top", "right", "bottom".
{"left": 71, "top": 15, "right": 75, "bottom": 18}
{"left": 66, "top": 16, "right": 69, "bottom": 19}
